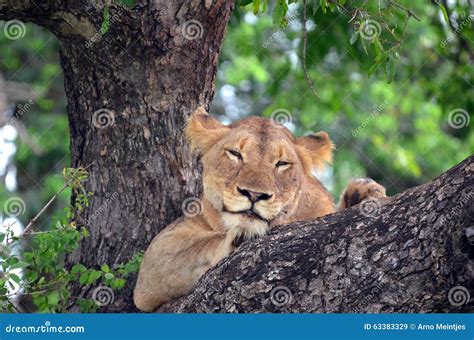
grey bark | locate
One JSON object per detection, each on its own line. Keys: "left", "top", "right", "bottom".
{"left": 1, "top": 0, "right": 235, "bottom": 312}
{"left": 159, "top": 156, "right": 474, "bottom": 313}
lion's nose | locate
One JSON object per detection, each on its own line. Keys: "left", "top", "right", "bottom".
{"left": 237, "top": 187, "right": 273, "bottom": 203}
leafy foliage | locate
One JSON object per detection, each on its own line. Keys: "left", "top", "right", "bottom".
{"left": 217, "top": 0, "right": 473, "bottom": 195}
{"left": 0, "top": 169, "right": 142, "bottom": 312}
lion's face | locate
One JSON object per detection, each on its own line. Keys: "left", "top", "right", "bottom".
{"left": 186, "top": 108, "right": 333, "bottom": 234}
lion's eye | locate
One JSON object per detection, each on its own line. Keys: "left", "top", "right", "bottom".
{"left": 225, "top": 149, "right": 243, "bottom": 161}
{"left": 276, "top": 160, "right": 291, "bottom": 169}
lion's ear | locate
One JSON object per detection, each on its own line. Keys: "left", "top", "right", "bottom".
{"left": 185, "top": 107, "right": 229, "bottom": 153}
{"left": 295, "top": 131, "right": 334, "bottom": 171}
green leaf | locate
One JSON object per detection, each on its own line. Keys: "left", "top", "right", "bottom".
{"left": 101, "top": 264, "right": 110, "bottom": 273}
{"left": 88, "top": 270, "right": 102, "bottom": 284}
{"left": 239, "top": 0, "right": 253, "bottom": 6}
{"left": 100, "top": 6, "right": 111, "bottom": 35}
{"left": 104, "top": 272, "right": 114, "bottom": 280}
{"left": 10, "top": 273, "right": 21, "bottom": 284}
{"left": 385, "top": 56, "right": 396, "bottom": 84}
{"left": 253, "top": 0, "right": 260, "bottom": 14}
{"left": 272, "top": 0, "right": 288, "bottom": 27}
{"left": 79, "top": 272, "right": 89, "bottom": 285}
{"left": 350, "top": 31, "right": 359, "bottom": 45}
{"left": 437, "top": 2, "right": 450, "bottom": 24}
{"left": 72, "top": 263, "right": 87, "bottom": 274}
{"left": 27, "top": 271, "right": 38, "bottom": 282}
{"left": 47, "top": 291, "right": 60, "bottom": 306}
{"left": 373, "top": 39, "right": 384, "bottom": 61}
{"left": 9, "top": 260, "right": 29, "bottom": 270}
{"left": 112, "top": 278, "right": 126, "bottom": 290}
{"left": 118, "top": 0, "right": 136, "bottom": 8}
{"left": 0, "top": 233, "right": 5, "bottom": 243}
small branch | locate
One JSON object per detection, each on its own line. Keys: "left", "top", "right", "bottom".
{"left": 302, "top": 0, "right": 319, "bottom": 100}
{"left": 21, "top": 182, "right": 69, "bottom": 236}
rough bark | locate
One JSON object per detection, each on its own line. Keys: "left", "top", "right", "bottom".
{"left": 1, "top": 0, "right": 235, "bottom": 312}
{"left": 159, "top": 156, "right": 474, "bottom": 313}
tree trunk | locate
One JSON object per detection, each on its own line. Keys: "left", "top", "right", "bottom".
{"left": 1, "top": 0, "right": 235, "bottom": 312}
{"left": 159, "top": 156, "right": 474, "bottom": 313}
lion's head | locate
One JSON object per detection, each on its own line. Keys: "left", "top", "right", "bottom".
{"left": 186, "top": 107, "right": 334, "bottom": 236}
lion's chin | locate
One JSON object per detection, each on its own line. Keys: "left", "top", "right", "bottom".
{"left": 220, "top": 211, "right": 269, "bottom": 239}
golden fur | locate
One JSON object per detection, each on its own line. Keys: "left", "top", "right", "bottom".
{"left": 133, "top": 107, "right": 386, "bottom": 311}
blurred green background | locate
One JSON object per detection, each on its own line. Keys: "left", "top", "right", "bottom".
{"left": 0, "top": 0, "right": 472, "bottom": 228}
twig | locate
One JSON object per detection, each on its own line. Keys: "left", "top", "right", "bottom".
{"left": 21, "top": 182, "right": 70, "bottom": 236}
{"left": 302, "top": 0, "right": 320, "bottom": 100}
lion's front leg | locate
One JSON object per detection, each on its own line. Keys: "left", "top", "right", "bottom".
{"left": 133, "top": 222, "right": 234, "bottom": 312}
{"left": 337, "top": 178, "right": 386, "bottom": 211}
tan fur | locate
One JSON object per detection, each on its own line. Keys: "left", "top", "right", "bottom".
{"left": 134, "top": 107, "right": 386, "bottom": 311}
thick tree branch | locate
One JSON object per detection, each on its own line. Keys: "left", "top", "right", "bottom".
{"left": 160, "top": 156, "right": 474, "bottom": 313}
{"left": 0, "top": 1, "right": 131, "bottom": 39}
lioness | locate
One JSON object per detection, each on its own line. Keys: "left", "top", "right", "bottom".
{"left": 134, "top": 107, "right": 386, "bottom": 311}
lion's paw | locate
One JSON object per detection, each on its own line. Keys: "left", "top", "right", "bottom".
{"left": 339, "top": 178, "right": 386, "bottom": 210}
